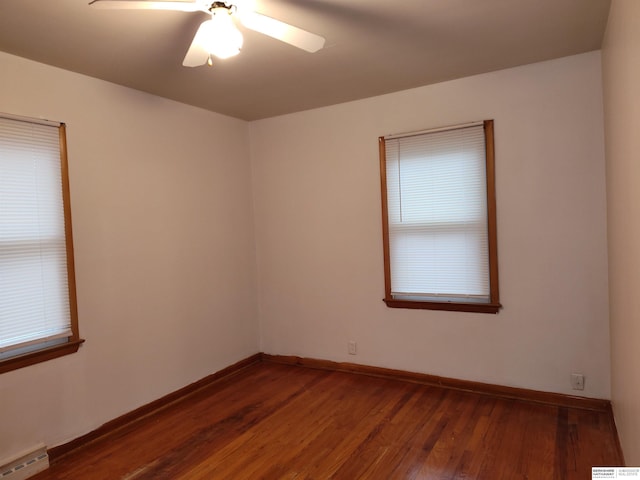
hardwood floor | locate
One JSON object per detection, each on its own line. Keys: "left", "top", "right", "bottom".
{"left": 33, "top": 361, "right": 622, "bottom": 479}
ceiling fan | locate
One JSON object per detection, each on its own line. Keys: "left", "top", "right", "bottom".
{"left": 89, "top": 0, "right": 326, "bottom": 66}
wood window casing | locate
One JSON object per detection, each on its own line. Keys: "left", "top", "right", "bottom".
{"left": 0, "top": 119, "right": 83, "bottom": 374}
{"left": 379, "top": 120, "right": 501, "bottom": 314}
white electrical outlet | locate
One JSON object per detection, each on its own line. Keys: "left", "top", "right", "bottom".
{"left": 348, "top": 340, "right": 357, "bottom": 355}
{"left": 571, "top": 373, "right": 585, "bottom": 390}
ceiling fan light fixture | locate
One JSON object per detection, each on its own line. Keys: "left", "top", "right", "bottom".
{"left": 90, "top": 0, "right": 326, "bottom": 67}
{"left": 203, "top": 7, "right": 243, "bottom": 59}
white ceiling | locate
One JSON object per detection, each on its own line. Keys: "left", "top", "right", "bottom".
{"left": 0, "top": 0, "right": 611, "bottom": 120}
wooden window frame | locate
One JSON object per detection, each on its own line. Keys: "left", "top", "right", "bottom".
{"left": 0, "top": 122, "right": 83, "bottom": 374}
{"left": 379, "top": 120, "right": 501, "bottom": 314}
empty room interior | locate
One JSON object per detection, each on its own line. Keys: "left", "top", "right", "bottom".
{"left": 1, "top": 0, "right": 639, "bottom": 478}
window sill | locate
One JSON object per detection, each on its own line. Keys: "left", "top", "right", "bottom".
{"left": 384, "top": 298, "right": 501, "bottom": 314}
{"left": 0, "top": 339, "right": 85, "bottom": 374}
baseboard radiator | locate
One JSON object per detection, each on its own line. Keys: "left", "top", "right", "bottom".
{"left": 0, "top": 445, "right": 49, "bottom": 479}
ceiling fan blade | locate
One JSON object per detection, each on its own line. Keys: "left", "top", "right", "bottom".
{"left": 238, "top": 11, "right": 325, "bottom": 53}
{"left": 182, "top": 19, "right": 211, "bottom": 67}
{"left": 89, "top": 1, "right": 205, "bottom": 12}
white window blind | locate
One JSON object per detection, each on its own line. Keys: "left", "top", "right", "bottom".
{"left": 0, "top": 115, "right": 72, "bottom": 355}
{"left": 384, "top": 124, "right": 490, "bottom": 303}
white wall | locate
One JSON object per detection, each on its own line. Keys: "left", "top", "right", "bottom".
{"left": 0, "top": 51, "right": 259, "bottom": 461}
{"left": 250, "top": 51, "right": 611, "bottom": 398}
{"left": 602, "top": 0, "right": 640, "bottom": 465}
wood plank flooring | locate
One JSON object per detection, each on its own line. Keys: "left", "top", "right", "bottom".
{"left": 32, "top": 361, "right": 622, "bottom": 479}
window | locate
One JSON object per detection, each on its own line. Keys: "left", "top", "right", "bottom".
{"left": 379, "top": 120, "right": 500, "bottom": 313}
{"left": 0, "top": 113, "right": 82, "bottom": 374}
